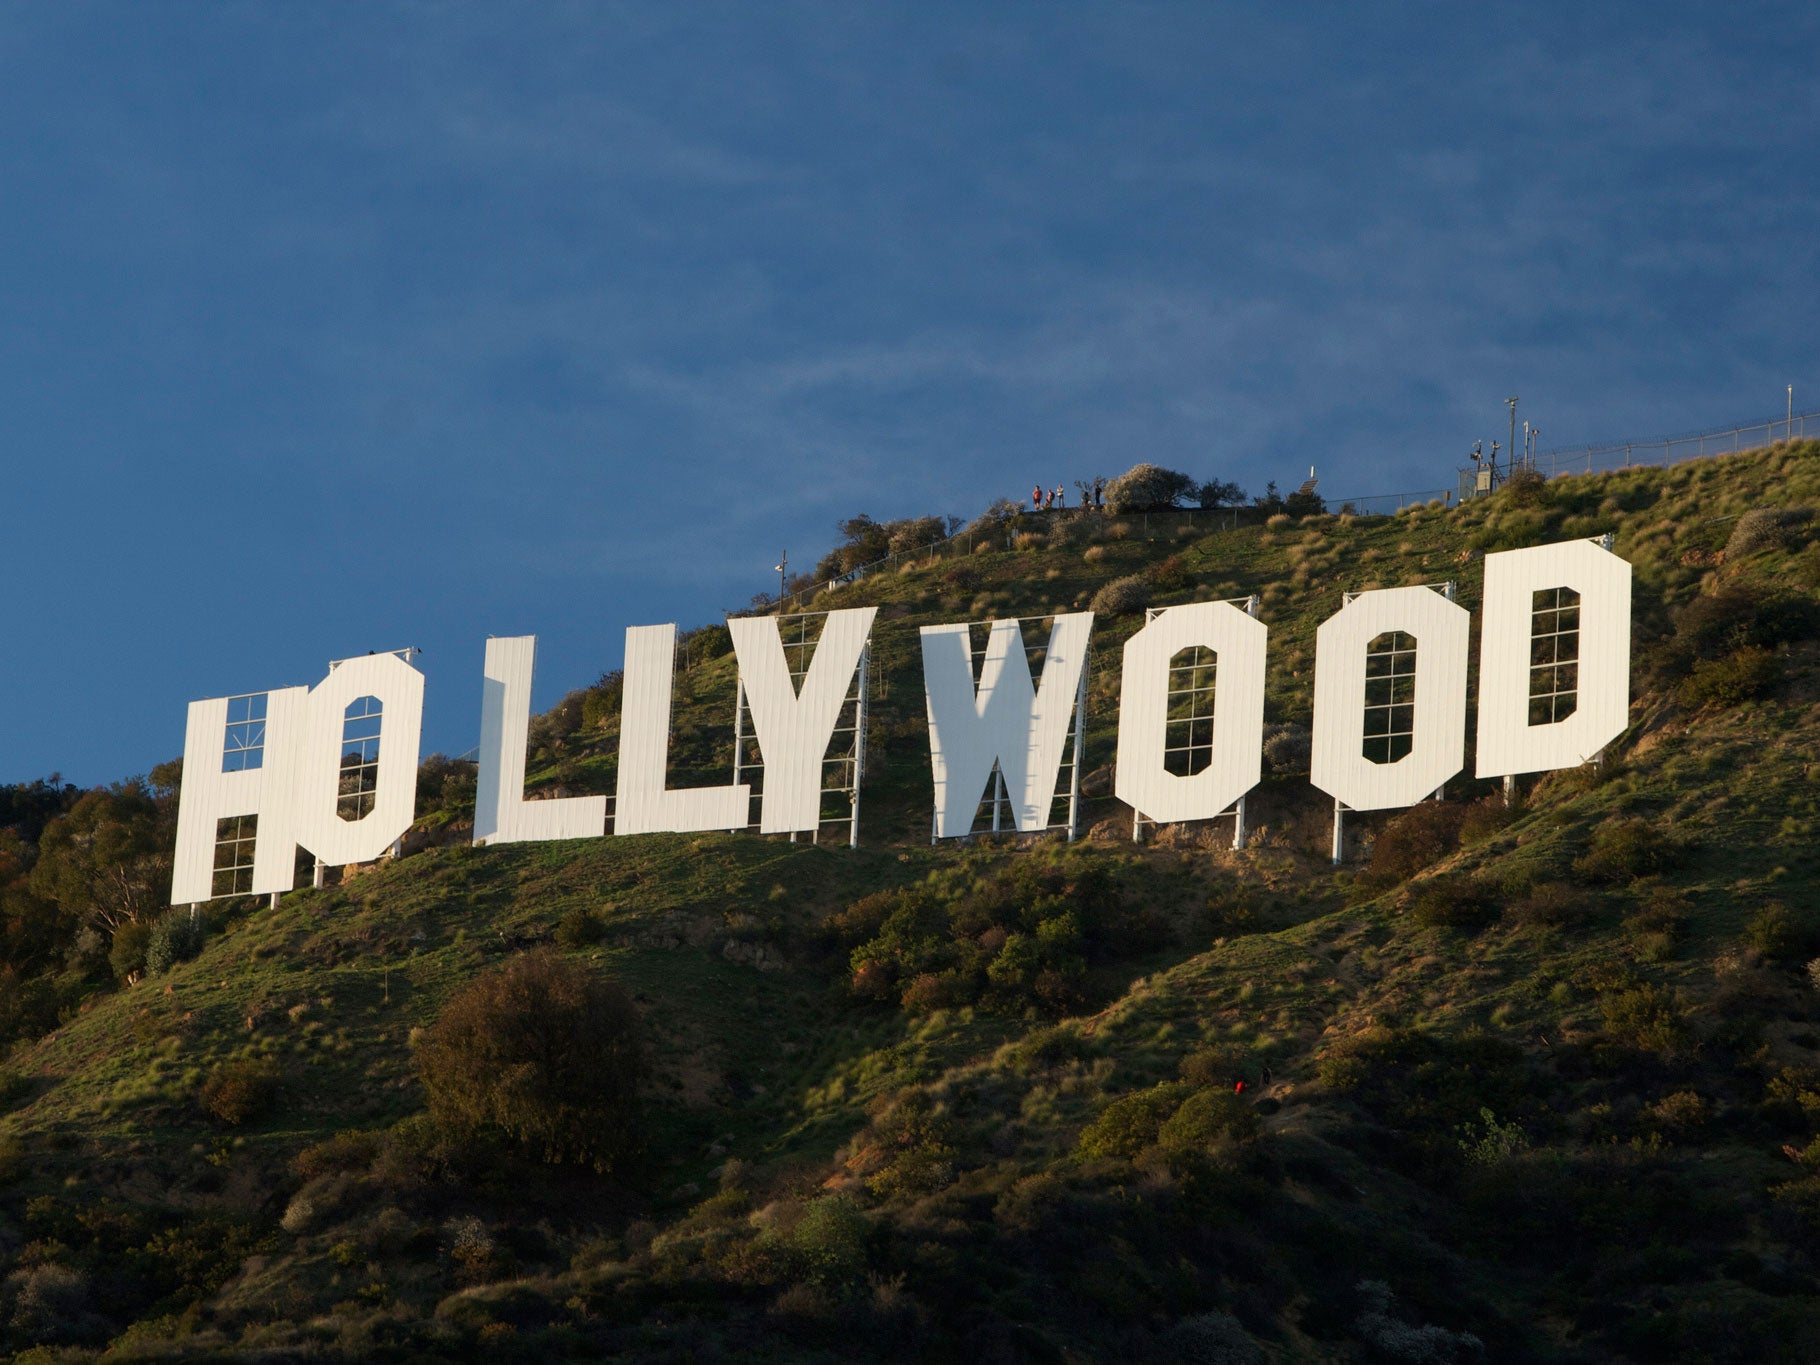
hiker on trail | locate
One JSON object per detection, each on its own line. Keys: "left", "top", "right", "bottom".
{"left": 1043, "top": 487, "right": 1054, "bottom": 509}
{"left": 1054, "top": 484, "right": 1066, "bottom": 509}
{"left": 1032, "top": 484, "right": 1043, "bottom": 510}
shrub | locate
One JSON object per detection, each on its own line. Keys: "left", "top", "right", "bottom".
{"left": 1144, "top": 553, "right": 1192, "bottom": 591}
{"left": 1365, "top": 801, "right": 1467, "bottom": 886}
{"left": 555, "top": 907, "right": 606, "bottom": 949}
{"left": 886, "top": 515, "right": 948, "bottom": 557}
{"left": 1089, "top": 574, "right": 1148, "bottom": 616}
{"left": 1505, "top": 881, "right": 1581, "bottom": 932}
{"left": 1197, "top": 479, "right": 1247, "bottom": 509}
{"left": 1456, "top": 1107, "right": 1529, "bottom": 1166}
{"left": 1458, "top": 797, "right": 1515, "bottom": 845}
{"left": 1572, "top": 816, "right": 1678, "bottom": 883}
{"left": 199, "top": 1060, "right": 279, "bottom": 1126}
{"left": 857, "top": 1091, "right": 955, "bottom": 1200}
{"left": 1406, "top": 875, "right": 1496, "bottom": 931}
{"left": 1103, "top": 463, "right": 1195, "bottom": 513}
{"left": 8, "top": 1262, "right": 89, "bottom": 1340}
{"left": 1726, "top": 506, "right": 1812, "bottom": 558}
{"left": 1600, "top": 983, "right": 1695, "bottom": 1059}
{"left": 144, "top": 908, "right": 206, "bottom": 976}
{"left": 965, "top": 498, "right": 1024, "bottom": 537}
{"left": 1623, "top": 896, "right": 1687, "bottom": 961}
{"left": 1501, "top": 466, "right": 1550, "bottom": 507}
{"left": 1678, "top": 645, "right": 1780, "bottom": 708}
{"left": 789, "top": 1196, "right": 869, "bottom": 1284}
{"left": 1657, "top": 582, "right": 1820, "bottom": 679}
{"left": 1076, "top": 1083, "right": 1192, "bottom": 1161}
{"left": 417, "top": 753, "right": 480, "bottom": 810}
{"left": 1178, "top": 1043, "right": 1249, "bottom": 1089}
{"left": 412, "top": 950, "right": 644, "bottom": 1171}
{"left": 1155, "top": 1088, "right": 1258, "bottom": 1157}
{"left": 1260, "top": 722, "right": 1311, "bottom": 775}
{"left": 109, "top": 920, "right": 153, "bottom": 982}
{"left": 292, "top": 1129, "right": 383, "bottom": 1181}
{"left": 1745, "top": 902, "right": 1816, "bottom": 963}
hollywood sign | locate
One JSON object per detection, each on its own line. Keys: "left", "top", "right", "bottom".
{"left": 170, "top": 538, "right": 1628, "bottom": 904}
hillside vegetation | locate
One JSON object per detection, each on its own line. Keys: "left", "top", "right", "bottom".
{"left": 7, "top": 446, "right": 1820, "bottom": 1361}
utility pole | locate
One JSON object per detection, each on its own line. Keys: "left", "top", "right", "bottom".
{"left": 1506, "top": 397, "right": 1518, "bottom": 476}
{"left": 1791, "top": 384, "right": 1796, "bottom": 438}
{"left": 773, "top": 552, "right": 788, "bottom": 612}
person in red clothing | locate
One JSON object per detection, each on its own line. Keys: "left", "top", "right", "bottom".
{"left": 1032, "top": 484, "right": 1043, "bottom": 510}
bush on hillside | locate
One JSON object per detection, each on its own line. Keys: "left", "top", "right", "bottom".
{"left": 964, "top": 498, "right": 1023, "bottom": 537}
{"left": 1745, "top": 902, "right": 1818, "bottom": 964}
{"left": 814, "top": 513, "right": 949, "bottom": 579}
{"left": 109, "top": 920, "right": 153, "bottom": 982}
{"left": 1260, "top": 722, "right": 1311, "bottom": 775}
{"left": 1197, "top": 479, "right": 1247, "bottom": 509}
{"left": 1364, "top": 801, "right": 1467, "bottom": 887}
{"left": 1144, "top": 553, "right": 1192, "bottom": 591}
{"left": 1572, "top": 816, "right": 1679, "bottom": 884}
{"left": 412, "top": 950, "right": 644, "bottom": 1172}
{"left": 1678, "top": 645, "right": 1780, "bottom": 709}
{"left": 1103, "top": 464, "right": 1196, "bottom": 514}
{"left": 1655, "top": 582, "right": 1820, "bottom": 680}
{"left": 1726, "top": 506, "right": 1813, "bottom": 558}
{"left": 144, "top": 908, "right": 206, "bottom": 976}
{"left": 417, "top": 753, "right": 480, "bottom": 810}
{"left": 1283, "top": 488, "right": 1326, "bottom": 518}
{"left": 1077, "top": 1083, "right": 1192, "bottom": 1161}
{"left": 199, "top": 1060, "right": 280, "bottom": 1126}
{"left": 1405, "top": 875, "right": 1497, "bottom": 931}
{"left": 1502, "top": 466, "right": 1551, "bottom": 507}
{"left": 1599, "top": 983, "right": 1696, "bottom": 1059}
{"left": 1090, "top": 574, "right": 1148, "bottom": 616}
{"left": 832, "top": 859, "right": 1164, "bottom": 1020}
{"left": 555, "top": 907, "right": 607, "bottom": 949}
{"left": 887, "top": 515, "right": 948, "bottom": 556}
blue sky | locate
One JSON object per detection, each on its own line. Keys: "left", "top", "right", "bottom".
{"left": 3, "top": 3, "right": 1818, "bottom": 783}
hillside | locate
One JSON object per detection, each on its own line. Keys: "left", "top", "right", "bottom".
{"left": 8, "top": 446, "right": 1820, "bottom": 1361}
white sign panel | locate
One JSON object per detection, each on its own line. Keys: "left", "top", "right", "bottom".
{"left": 728, "top": 608, "right": 876, "bottom": 834}
{"left": 614, "top": 623, "right": 751, "bottom": 836}
{"left": 475, "top": 635, "right": 608, "bottom": 845}
{"left": 920, "top": 613, "right": 1092, "bottom": 838}
{"left": 1310, "top": 586, "right": 1468, "bottom": 811}
{"left": 171, "top": 652, "right": 424, "bottom": 903}
{"left": 1475, "top": 538, "right": 1631, "bottom": 778}
{"left": 1115, "top": 602, "right": 1266, "bottom": 825}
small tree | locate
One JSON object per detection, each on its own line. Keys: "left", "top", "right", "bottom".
{"left": 1103, "top": 463, "right": 1196, "bottom": 513}
{"left": 1197, "top": 479, "right": 1246, "bottom": 509}
{"left": 413, "top": 950, "right": 644, "bottom": 1172}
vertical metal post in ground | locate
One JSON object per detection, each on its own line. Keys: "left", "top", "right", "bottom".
{"left": 1067, "top": 640, "right": 1089, "bottom": 841}
{"left": 849, "top": 642, "right": 869, "bottom": 849}
{"left": 312, "top": 857, "right": 324, "bottom": 889}
{"left": 1232, "top": 795, "right": 1246, "bottom": 850}
{"left": 1331, "top": 799, "right": 1345, "bottom": 865}
{"left": 1504, "top": 773, "right": 1516, "bottom": 808}
{"left": 730, "top": 679, "right": 747, "bottom": 833}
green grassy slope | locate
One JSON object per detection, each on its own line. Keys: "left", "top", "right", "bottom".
{"left": 8, "top": 445, "right": 1820, "bottom": 1361}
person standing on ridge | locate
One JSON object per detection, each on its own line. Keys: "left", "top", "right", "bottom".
{"left": 1032, "top": 484, "right": 1043, "bottom": 510}
{"left": 1055, "top": 484, "right": 1066, "bottom": 509}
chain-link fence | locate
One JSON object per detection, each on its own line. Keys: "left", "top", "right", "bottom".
{"left": 1531, "top": 410, "right": 1819, "bottom": 481}
{"left": 759, "top": 409, "right": 1818, "bottom": 612}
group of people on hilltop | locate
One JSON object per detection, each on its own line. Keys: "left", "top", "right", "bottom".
{"left": 1032, "top": 477, "right": 1105, "bottom": 511}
